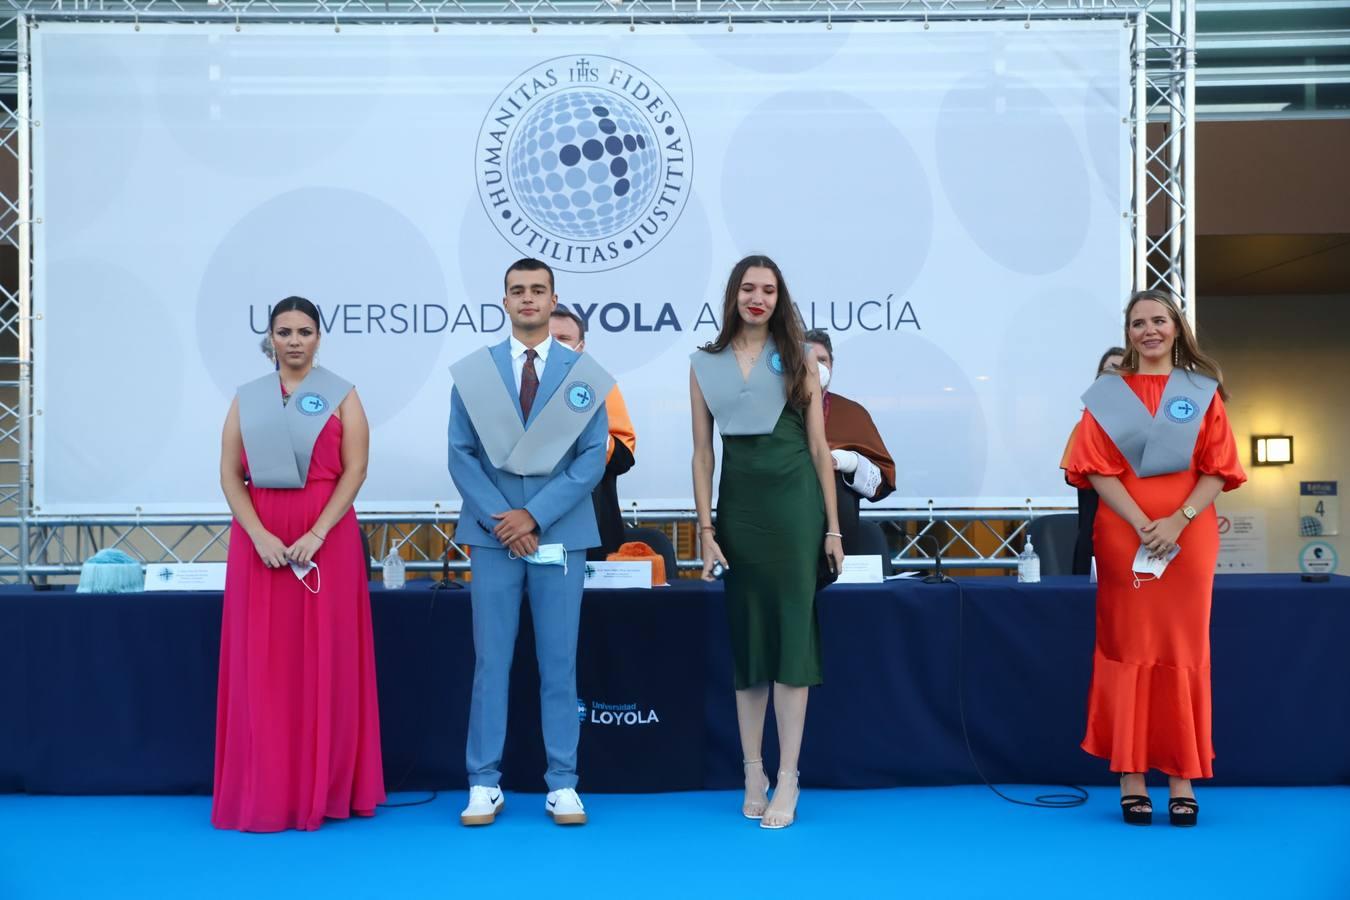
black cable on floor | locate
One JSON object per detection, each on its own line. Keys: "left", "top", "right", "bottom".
{"left": 934, "top": 574, "right": 1088, "bottom": 809}
{"left": 379, "top": 791, "right": 438, "bottom": 809}
{"left": 377, "top": 578, "right": 454, "bottom": 811}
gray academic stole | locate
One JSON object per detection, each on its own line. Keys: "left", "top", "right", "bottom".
{"left": 237, "top": 366, "right": 353, "bottom": 489}
{"left": 1081, "top": 369, "right": 1218, "bottom": 478}
{"left": 450, "top": 347, "right": 615, "bottom": 477}
{"left": 690, "top": 339, "right": 788, "bottom": 436}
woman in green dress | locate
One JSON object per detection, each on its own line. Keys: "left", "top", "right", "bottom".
{"left": 690, "top": 255, "right": 845, "bottom": 830}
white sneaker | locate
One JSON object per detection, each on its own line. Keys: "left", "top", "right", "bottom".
{"left": 460, "top": 785, "right": 504, "bottom": 826}
{"left": 545, "top": 788, "right": 587, "bottom": 825}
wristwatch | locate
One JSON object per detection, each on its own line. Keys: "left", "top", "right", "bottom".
{"left": 1180, "top": 505, "right": 1197, "bottom": 521}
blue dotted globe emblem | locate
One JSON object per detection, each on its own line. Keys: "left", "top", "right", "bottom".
{"left": 768, "top": 352, "right": 784, "bottom": 375}
{"left": 478, "top": 56, "right": 693, "bottom": 272}
{"left": 296, "top": 393, "right": 328, "bottom": 416}
{"left": 566, "top": 381, "right": 596, "bottom": 412}
{"left": 508, "top": 90, "right": 660, "bottom": 240}
{"left": 577, "top": 699, "right": 587, "bottom": 721}
{"left": 1165, "top": 396, "right": 1197, "bottom": 424}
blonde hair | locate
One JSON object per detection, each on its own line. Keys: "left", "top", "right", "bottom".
{"left": 1118, "top": 288, "right": 1228, "bottom": 400}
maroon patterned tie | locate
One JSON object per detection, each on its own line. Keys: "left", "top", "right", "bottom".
{"left": 519, "top": 348, "right": 540, "bottom": 421}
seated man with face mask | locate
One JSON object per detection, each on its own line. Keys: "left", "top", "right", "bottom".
{"left": 803, "top": 329, "right": 897, "bottom": 555}
{"left": 549, "top": 307, "right": 638, "bottom": 561}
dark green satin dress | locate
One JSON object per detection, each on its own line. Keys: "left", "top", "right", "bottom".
{"left": 717, "top": 406, "right": 826, "bottom": 689}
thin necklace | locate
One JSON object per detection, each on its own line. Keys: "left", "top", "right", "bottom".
{"left": 280, "top": 366, "right": 311, "bottom": 402}
{"left": 733, "top": 336, "right": 766, "bottom": 365}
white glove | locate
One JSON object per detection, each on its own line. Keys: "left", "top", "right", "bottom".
{"left": 831, "top": 449, "right": 859, "bottom": 475}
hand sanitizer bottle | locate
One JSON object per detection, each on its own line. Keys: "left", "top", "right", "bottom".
{"left": 382, "top": 546, "right": 406, "bottom": 590}
{"left": 1017, "top": 536, "right": 1041, "bottom": 584}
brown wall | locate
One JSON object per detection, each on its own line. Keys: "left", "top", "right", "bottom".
{"left": 1147, "top": 119, "right": 1350, "bottom": 237}
{"left": 1198, "top": 120, "right": 1350, "bottom": 235}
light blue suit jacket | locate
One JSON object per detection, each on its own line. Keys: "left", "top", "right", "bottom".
{"left": 448, "top": 338, "right": 609, "bottom": 551}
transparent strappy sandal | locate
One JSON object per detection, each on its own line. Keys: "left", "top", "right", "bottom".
{"left": 742, "top": 759, "right": 770, "bottom": 819}
{"left": 761, "top": 770, "right": 799, "bottom": 830}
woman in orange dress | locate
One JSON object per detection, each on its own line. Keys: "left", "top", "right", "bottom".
{"left": 1065, "top": 289, "right": 1244, "bottom": 827}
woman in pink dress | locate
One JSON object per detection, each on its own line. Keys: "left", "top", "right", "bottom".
{"left": 213, "top": 296, "right": 385, "bottom": 832}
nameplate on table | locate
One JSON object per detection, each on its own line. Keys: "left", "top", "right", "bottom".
{"left": 583, "top": 561, "right": 653, "bottom": 590}
{"left": 836, "top": 555, "right": 884, "bottom": 584}
{"left": 144, "top": 563, "right": 227, "bottom": 591}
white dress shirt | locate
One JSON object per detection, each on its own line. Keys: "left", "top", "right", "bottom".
{"left": 509, "top": 334, "right": 554, "bottom": 393}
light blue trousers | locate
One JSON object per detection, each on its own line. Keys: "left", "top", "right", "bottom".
{"left": 466, "top": 546, "right": 585, "bottom": 791}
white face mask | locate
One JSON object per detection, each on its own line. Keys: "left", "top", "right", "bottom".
{"left": 1130, "top": 544, "right": 1180, "bottom": 588}
{"left": 817, "top": 362, "right": 832, "bottom": 390}
{"left": 511, "top": 542, "right": 569, "bottom": 574}
{"left": 289, "top": 560, "right": 321, "bottom": 594}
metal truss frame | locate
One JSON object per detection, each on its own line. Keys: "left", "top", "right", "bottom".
{"left": 7, "top": 508, "right": 1050, "bottom": 575}
{"left": 0, "top": 0, "right": 1195, "bottom": 580}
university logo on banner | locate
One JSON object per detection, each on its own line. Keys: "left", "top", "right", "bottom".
{"left": 476, "top": 55, "right": 692, "bottom": 272}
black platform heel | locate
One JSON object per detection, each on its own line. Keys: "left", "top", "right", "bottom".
{"left": 1169, "top": 797, "right": 1199, "bottom": 827}
{"left": 1120, "top": 775, "right": 1152, "bottom": 825}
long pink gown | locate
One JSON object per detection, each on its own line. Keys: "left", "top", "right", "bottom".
{"left": 213, "top": 413, "right": 386, "bottom": 832}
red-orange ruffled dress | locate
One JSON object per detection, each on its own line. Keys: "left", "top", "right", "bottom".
{"left": 213, "top": 414, "right": 386, "bottom": 831}
{"left": 1065, "top": 374, "right": 1245, "bottom": 779}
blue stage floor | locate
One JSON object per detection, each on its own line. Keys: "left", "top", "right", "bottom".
{"left": 2, "top": 787, "right": 1348, "bottom": 899}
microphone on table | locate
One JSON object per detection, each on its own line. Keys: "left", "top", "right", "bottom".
{"left": 431, "top": 509, "right": 466, "bottom": 592}
{"left": 433, "top": 547, "right": 450, "bottom": 590}
{"left": 913, "top": 533, "right": 950, "bottom": 584}
{"left": 431, "top": 507, "right": 466, "bottom": 591}
{"left": 432, "top": 545, "right": 462, "bottom": 590}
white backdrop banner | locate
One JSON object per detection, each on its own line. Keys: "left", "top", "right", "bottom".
{"left": 32, "top": 20, "right": 1130, "bottom": 514}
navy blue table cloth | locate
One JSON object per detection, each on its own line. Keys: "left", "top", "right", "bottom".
{"left": 2, "top": 575, "right": 1346, "bottom": 794}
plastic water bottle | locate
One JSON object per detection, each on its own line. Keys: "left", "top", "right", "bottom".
{"left": 382, "top": 547, "right": 406, "bottom": 590}
{"left": 1017, "top": 536, "right": 1041, "bottom": 584}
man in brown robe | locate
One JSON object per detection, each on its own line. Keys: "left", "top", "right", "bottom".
{"left": 804, "top": 330, "right": 897, "bottom": 560}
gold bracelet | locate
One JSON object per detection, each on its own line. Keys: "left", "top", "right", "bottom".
{"left": 309, "top": 529, "right": 326, "bottom": 542}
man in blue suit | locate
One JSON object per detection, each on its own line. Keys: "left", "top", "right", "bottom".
{"left": 448, "top": 258, "right": 612, "bottom": 827}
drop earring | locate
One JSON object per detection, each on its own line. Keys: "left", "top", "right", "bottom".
{"left": 1173, "top": 343, "right": 1180, "bottom": 366}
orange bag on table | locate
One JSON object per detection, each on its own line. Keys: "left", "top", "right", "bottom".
{"left": 606, "top": 541, "right": 666, "bottom": 587}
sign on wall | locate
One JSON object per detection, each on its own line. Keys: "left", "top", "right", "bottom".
{"left": 1299, "top": 481, "right": 1339, "bottom": 536}
{"left": 1217, "top": 510, "right": 1269, "bottom": 573}
{"left": 32, "top": 21, "right": 1130, "bottom": 513}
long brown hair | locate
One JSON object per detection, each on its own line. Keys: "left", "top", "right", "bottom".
{"left": 701, "top": 255, "right": 811, "bottom": 410}
{"left": 1118, "top": 288, "right": 1228, "bottom": 400}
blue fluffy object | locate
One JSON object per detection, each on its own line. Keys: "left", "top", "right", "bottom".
{"left": 76, "top": 549, "right": 144, "bottom": 594}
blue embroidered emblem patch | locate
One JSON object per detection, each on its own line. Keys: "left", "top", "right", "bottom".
{"left": 566, "top": 381, "right": 595, "bottom": 412}
{"left": 768, "top": 352, "right": 784, "bottom": 375}
{"left": 1165, "top": 396, "right": 1198, "bottom": 424}
{"left": 296, "top": 393, "right": 328, "bottom": 416}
